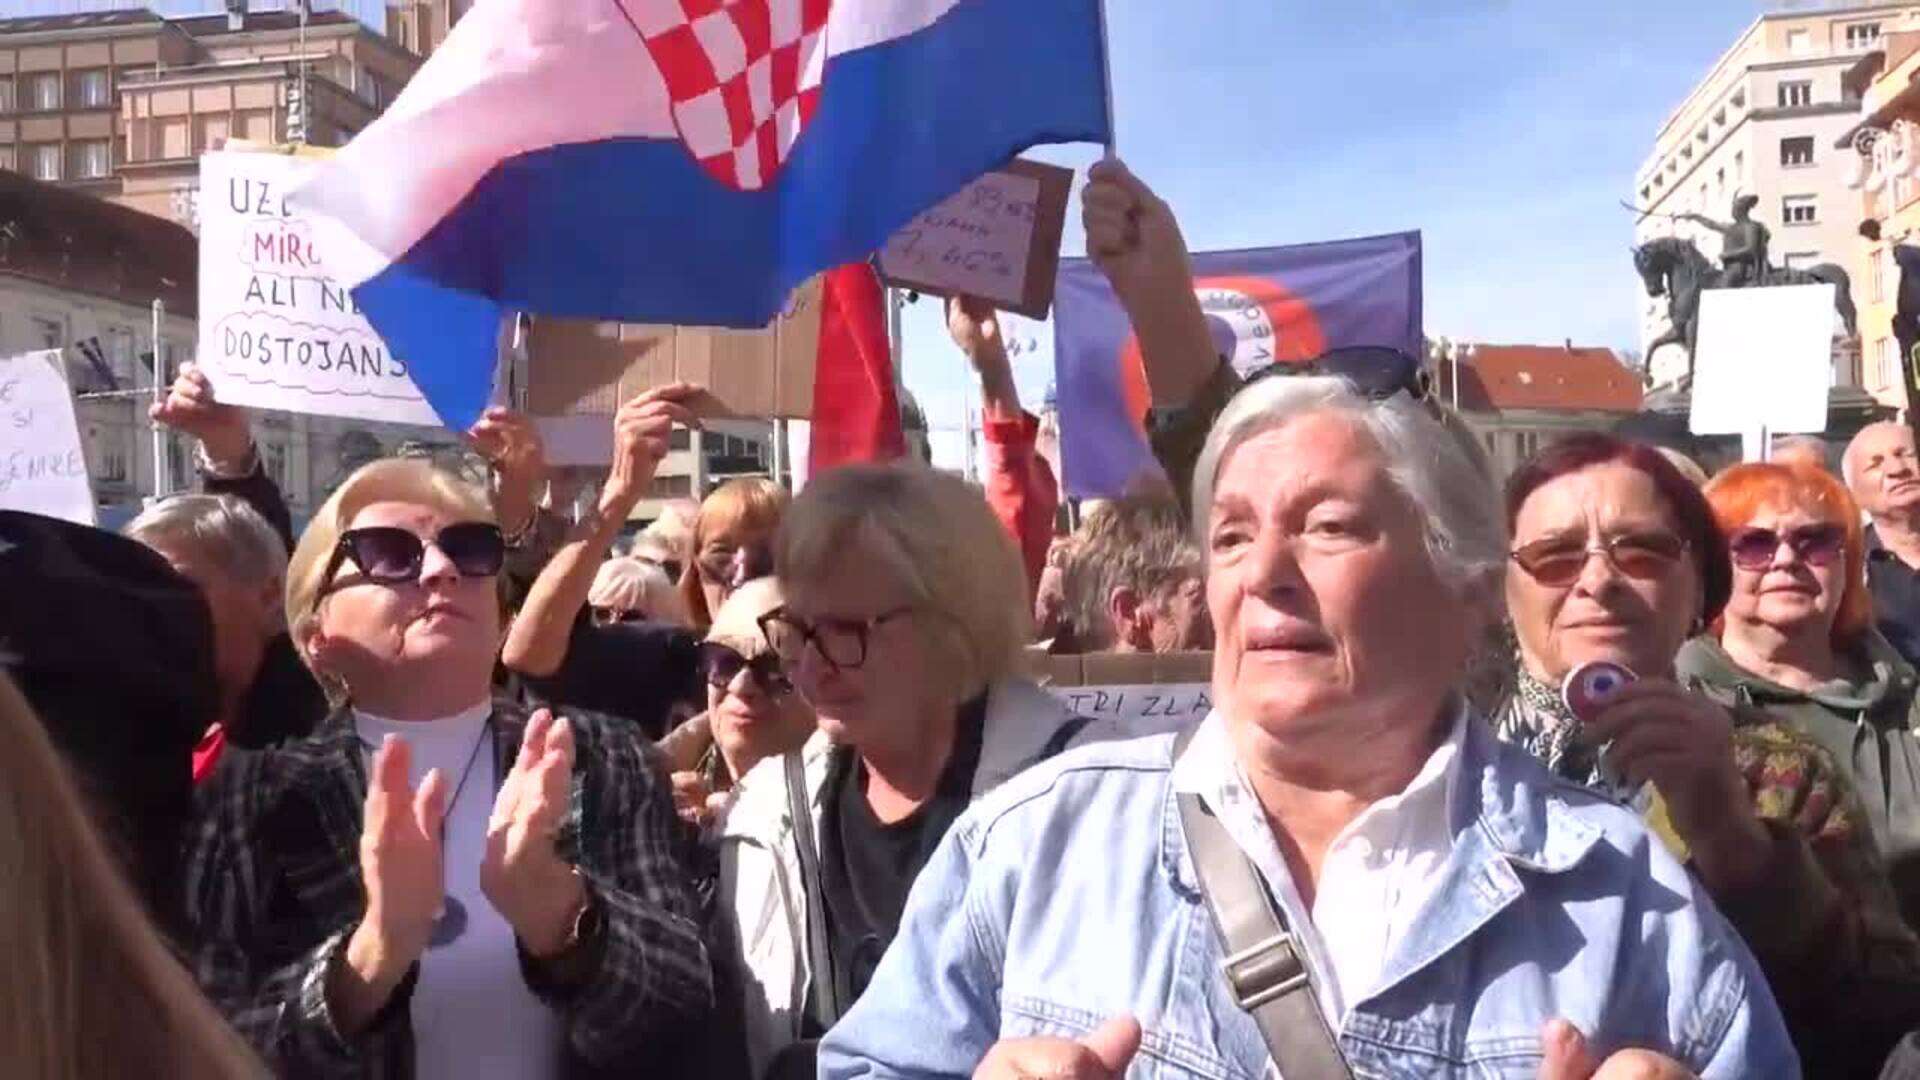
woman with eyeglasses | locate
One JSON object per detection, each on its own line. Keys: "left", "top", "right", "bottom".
{"left": 1681, "top": 463, "right": 1920, "bottom": 930}
{"left": 184, "top": 458, "right": 713, "bottom": 1080}
{"left": 657, "top": 578, "right": 815, "bottom": 828}
{"left": 1496, "top": 435, "right": 1920, "bottom": 1076}
{"left": 713, "top": 462, "right": 1098, "bottom": 1079}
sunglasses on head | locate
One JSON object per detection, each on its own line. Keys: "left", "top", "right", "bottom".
{"left": 1509, "top": 531, "right": 1689, "bottom": 587}
{"left": 1727, "top": 524, "right": 1845, "bottom": 571}
{"left": 696, "top": 640, "right": 792, "bottom": 696}
{"left": 322, "top": 523, "right": 505, "bottom": 591}
{"left": 1243, "top": 345, "right": 1430, "bottom": 403}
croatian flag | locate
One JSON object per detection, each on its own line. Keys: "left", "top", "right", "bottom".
{"left": 1054, "top": 232, "right": 1423, "bottom": 498}
{"left": 293, "top": 0, "right": 1112, "bottom": 429}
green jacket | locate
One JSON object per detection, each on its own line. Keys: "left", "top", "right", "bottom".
{"left": 1678, "top": 631, "right": 1920, "bottom": 930}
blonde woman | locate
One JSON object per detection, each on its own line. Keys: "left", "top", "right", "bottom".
{"left": 722, "top": 463, "right": 1101, "bottom": 1076}
{"left": 0, "top": 670, "right": 263, "bottom": 1080}
{"left": 185, "top": 457, "right": 711, "bottom": 1079}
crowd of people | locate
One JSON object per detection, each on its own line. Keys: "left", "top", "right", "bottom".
{"left": 15, "top": 160, "right": 1920, "bottom": 1080}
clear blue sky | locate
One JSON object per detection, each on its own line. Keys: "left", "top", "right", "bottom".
{"left": 906, "top": 0, "right": 1790, "bottom": 471}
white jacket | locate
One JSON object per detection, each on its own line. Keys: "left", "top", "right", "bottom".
{"left": 714, "top": 676, "right": 1102, "bottom": 1075}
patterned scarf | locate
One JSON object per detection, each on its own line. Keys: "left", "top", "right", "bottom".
{"left": 1499, "top": 668, "right": 1607, "bottom": 788}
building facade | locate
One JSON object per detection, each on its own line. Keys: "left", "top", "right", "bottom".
{"left": 0, "top": 6, "right": 420, "bottom": 228}
{"left": 1841, "top": 25, "right": 1920, "bottom": 412}
{"left": 1431, "top": 343, "right": 1645, "bottom": 481}
{"left": 1635, "top": 4, "right": 1920, "bottom": 389}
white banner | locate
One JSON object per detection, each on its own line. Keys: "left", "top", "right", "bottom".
{"left": 196, "top": 151, "right": 446, "bottom": 427}
{"left": 0, "top": 350, "right": 95, "bottom": 525}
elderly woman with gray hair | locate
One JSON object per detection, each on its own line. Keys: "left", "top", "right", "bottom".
{"left": 821, "top": 353, "right": 1794, "bottom": 1078}
{"left": 125, "top": 493, "right": 325, "bottom": 779}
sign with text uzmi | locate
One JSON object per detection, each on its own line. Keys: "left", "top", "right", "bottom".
{"left": 197, "top": 151, "right": 444, "bottom": 427}
{"left": 0, "top": 350, "right": 94, "bottom": 525}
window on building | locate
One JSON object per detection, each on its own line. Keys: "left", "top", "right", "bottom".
{"left": 1787, "top": 28, "right": 1811, "bottom": 54}
{"left": 71, "top": 139, "right": 109, "bottom": 179}
{"left": 0, "top": 146, "right": 13, "bottom": 173}
{"left": 94, "top": 439, "right": 129, "bottom": 484}
{"left": 0, "top": 79, "right": 14, "bottom": 114}
{"left": 27, "top": 144, "right": 59, "bottom": 181}
{"left": 669, "top": 427, "right": 691, "bottom": 451}
{"left": 1874, "top": 247, "right": 1891, "bottom": 303}
{"left": 1848, "top": 22, "right": 1882, "bottom": 50}
{"left": 102, "top": 327, "right": 135, "bottom": 380}
{"left": 1879, "top": 337, "right": 1899, "bottom": 390}
{"left": 1781, "top": 136, "right": 1814, "bottom": 167}
{"left": 29, "top": 314, "right": 63, "bottom": 350}
{"left": 25, "top": 73, "right": 59, "bottom": 111}
{"left": 1783, "top": 194, "right": 1817, "bottom": 225}
{"left": 646, "top": 474, "right": 692, "bottom": 499}
{"left": 1779, "top": 80, "right": 1813, "bottom": 108}
{"left": 71, "top": 69, "right": 109, "bottom": 109}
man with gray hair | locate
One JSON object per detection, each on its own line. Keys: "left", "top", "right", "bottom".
{"left": 1845, "top": 421, "right": 1920, "bottom": 666}
{"left": 124, "top": 494, "right": 323, "bottom": 778}
{"left": 1059, "top": 496, "right": 1210, "bottom": 654}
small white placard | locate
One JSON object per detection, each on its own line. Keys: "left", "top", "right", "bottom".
{"left": 197, "top": 151, "right": 448, "bottom": 427}
{"left": 1689, "top": 285, "right": 1836, "bottom": 437}
{"left": 0, "top": 350, "right": 95, "bottom": 525}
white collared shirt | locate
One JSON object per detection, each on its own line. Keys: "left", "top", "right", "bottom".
{"left": 1169, "top": 702, "right": 1467, "bottom": 1024}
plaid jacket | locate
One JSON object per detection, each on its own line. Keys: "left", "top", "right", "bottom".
{"left": 184, "top": 697, "right": 714, "bottom": 1079}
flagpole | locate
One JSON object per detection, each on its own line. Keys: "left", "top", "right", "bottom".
{"left": 150, "top": 299, "right": 167, "bottom": 501}
{"left": 1095, "top": 0, "right": 1117, "bottom": 156}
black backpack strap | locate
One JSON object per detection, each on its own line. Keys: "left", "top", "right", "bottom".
{"left": 1039, "top": 715, "right": 1093, "bottom": 760}
{"left": 783, "top": 750, "right": 842, "bottom": 1026}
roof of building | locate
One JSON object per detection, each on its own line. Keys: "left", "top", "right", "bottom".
{"left": 170, "top": 9, "right": 360, "bottom": 37}
{"left": 0, "top": 170, "right": 196, "bottom": 318}
{"left": 0, "top": 9, "right": 161, "bottom": 34}
{"left": 1438, "top": 343, "right": 1645, "bottom": 413}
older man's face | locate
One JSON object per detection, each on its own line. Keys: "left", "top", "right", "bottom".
{"left": 1205, "top": 412, "right": 1468, "bottom": 744}
{"left": 1848, "top": 423, "right": 1920, "bottom": 519}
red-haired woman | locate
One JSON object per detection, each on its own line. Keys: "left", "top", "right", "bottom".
{"left": 1681, "top": 462, "right": 1920, "bottom": 931}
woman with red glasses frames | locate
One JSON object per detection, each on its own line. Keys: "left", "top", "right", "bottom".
{"left": 1495, "top": 434, "right": 1920, "bottom": 1076}
{"left": 1682, "top": 462, "right": 1920, "bottom": 931}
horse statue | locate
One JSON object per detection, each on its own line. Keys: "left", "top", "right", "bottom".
{"left": 1632, "top": 235, "right": 1857, "bottom": 382}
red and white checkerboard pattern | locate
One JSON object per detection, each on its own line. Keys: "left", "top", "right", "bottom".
{"left": 624, "top": 0, "right": 832, "bottom": 191}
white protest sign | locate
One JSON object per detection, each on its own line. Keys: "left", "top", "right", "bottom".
{"left": 877, "top": 159, "right": 1074, "bottom": 319}
{"left": 0, "top": 350, "right": 95, "bottom": 525}
{"left": 197, "top": 151, "right": 447, "bottom": 427}
{"left": 1689, "top": 285, "right": 1835, "bottom": 439}
{"left": 1045, "top": 683, "right": 1212, "bottom": 735}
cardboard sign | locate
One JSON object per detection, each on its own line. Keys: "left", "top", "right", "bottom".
{"left": 524, "top": 279, "right": 821, "bottom": 465}
{"left": 0, "top": 350, "right": 94, "bottom": 525}
{"left": 1031, "top": 650, "right": 1213, "bottom": 735}
{"left": 197, "top": 150, "right": 451, "bottom": 427}
{"left": 878, "top": 159, "right": 1074, "bottom": 319}
{"left": 1689, "top": 284, "right": 1836, "bottom": 438}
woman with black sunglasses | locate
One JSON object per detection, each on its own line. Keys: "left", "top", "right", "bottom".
{"left": 1495, "top": 435, "right": 1920, "bottom": 1076}
{"left": 183, "top": 458, "right": 713, "bottom": 1080}
{"left": 657, "top": 578, "right": 815, "bottom": 828}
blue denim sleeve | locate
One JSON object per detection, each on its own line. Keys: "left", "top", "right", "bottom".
{"left": 818, "top": 818, "right": 1004, "bottom": 1079}
{"left": 1694, "top": 950, "right": 1802, "bottom": 1080}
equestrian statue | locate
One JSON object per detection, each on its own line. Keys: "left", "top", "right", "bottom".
{"left": 1631, "top": 193, "right": 1856, "bottom": 382}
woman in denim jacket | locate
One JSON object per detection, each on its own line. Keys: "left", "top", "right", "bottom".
{"left": 821, "top": 369, "right": 1796, "bottom": 1077}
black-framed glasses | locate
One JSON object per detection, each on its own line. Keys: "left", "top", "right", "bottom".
{"left": 1243, "top": 345, "right": 1430, "bottom": 403}
{"left": 1727, "top": 524, "right": 1845, "bottom": 571}
{"left": 758, "top": 606, "right": 913, "bottom": 672}
{"left": 320, "top": 523, "right": 505, "bottom": 596}
{"left": 696, "top": 640, "right": 793, "bottom": 696}
{"left": 1509, "top": 531, "right": 1689, "bottom": 587}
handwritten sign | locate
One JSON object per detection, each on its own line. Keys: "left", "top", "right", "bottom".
{"left": 1046, "top": 682, "right": 1212, "bottom": 736}
{"left": 0, "top": 350, "right": 94, "bottom": 525}
{"left": 524, "top": 278, "right": 821, "bottom": 465}
{"left": 197, "top": 151, "right": 448, "bottom": 427}
{"left": 878, "top": 159, "right": 1074, "bottom": 320}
